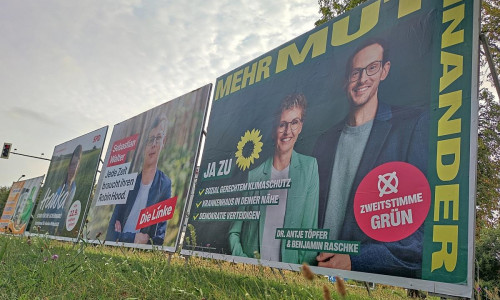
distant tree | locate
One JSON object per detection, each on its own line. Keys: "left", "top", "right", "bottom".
{"left": 0, "top": 186, "right": 11, "bottom": 215}
{"left": 475, "top": 226, "right": 500, "bottom": 296}
{"left": 476, "top": 0, "right": 500, "bottom": 231}
{"left": 481, "top": 1, "right": 500, "bottom": 79}
{"left": 314, "top": 0, "right": 367, "bottom": 26}
{"left": 476, "top": 89, "right": 500, "bottom": 231}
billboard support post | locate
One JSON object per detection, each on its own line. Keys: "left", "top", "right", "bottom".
{"left": 479, "top": 33, "right": 500, "bottom": 100}
{"left": 75, "top": 150, "right": 109, "bottom": 243}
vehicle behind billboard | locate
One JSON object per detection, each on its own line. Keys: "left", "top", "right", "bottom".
{"left": 86, "top": 85, "right": 210, "bottom": 251}
{"left": 31, "top": 127, "right": 108, "bottom": 240}
{"left": 182, "top": 0, "right": 478, "bottom": 297}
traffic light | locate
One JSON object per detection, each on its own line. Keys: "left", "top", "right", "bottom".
{"left": 1, "top": 143, "right": 12, "bottom": 159}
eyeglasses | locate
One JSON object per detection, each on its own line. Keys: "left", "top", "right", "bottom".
{"left": 349, "top": 60, "right": 383, "bottom": 82}
{"left": 146, "top": 135, "right": 163, "bottom": 146}
{"left": 278, "top": 118, "right": 302, "bottom": 133}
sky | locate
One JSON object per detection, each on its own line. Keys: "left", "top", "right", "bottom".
{"left": 0, "top": 0, "right": 320, "bottom": 187}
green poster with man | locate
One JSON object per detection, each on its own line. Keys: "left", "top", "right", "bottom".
{"left": 183, "top": 0, "right": 479, "bottom": 297}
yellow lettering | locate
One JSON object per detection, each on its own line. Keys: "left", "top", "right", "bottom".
{"left": 256, "top": 56, "right": 272, "bottom": 83}
{"left": 230, "top": 69, "right": 243, "bottom": 93}
{"left": 430, "top": 0, "right": 464, "bottom": 278}
{"left": 443, "top": 0, "right": 461, "bottom": 8}
{"left": 436, "top": 138, "right": 461, "bottom": 181}
{"left": 241, "top": 62, "right": 257, "bottom": 89}
{"left": 214, "top": 74, "right": 233, "bottom": 101}
{"left": 434, "top": 184, "right": 459, "bottom": 221}
{"left": 397, "top": 0, "right": 421, "bottom": 18}
{"left": 439, "top": 51, "right": 463, "bottom": 92}
{"left": 438, "top": 90, "right": 462, "bottom": 136}
{"left": 276, "top": 27, "right": 328, "bottom": 73}
{"left": 431, "top": 225, "right": 458, "bottom": 272}
{"left": 331, "top": 0, "right": 380, "bottom": 46}
{"left": 442, "top": 4, "right": 464, "bottom": 49}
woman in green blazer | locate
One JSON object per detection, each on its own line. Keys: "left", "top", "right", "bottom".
{"left": 229, "top": 93, "right": 319, "bottom": 265}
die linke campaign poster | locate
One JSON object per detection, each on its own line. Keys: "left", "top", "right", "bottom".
{"left": 0, "top": 175, "right": 44, "bottom": 234}
{"left": 182, "top": 0, "right": 478, "bottom": 297}
{"left": 86, "top": 85, "right": 210, "bottom": 250}
{"left": 31, "top": 127, "right": 108, "bottom": 239}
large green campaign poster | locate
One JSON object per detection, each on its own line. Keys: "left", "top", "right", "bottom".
{"left": 31, "top": 127, "right": 108, "bottom": 240}
{"left": 86, "top": 85, "right": 210, "bottom": 251}
{"left": 182, "top": 0, "right": 478, "bottom": 297}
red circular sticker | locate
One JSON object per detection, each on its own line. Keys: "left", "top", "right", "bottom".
{"left": 354, "top": 162, "right": 430, "bottom": 242}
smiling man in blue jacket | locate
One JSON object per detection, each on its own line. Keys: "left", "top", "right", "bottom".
{"left": 106, "top": 116, "right": 172, "bottom": 245}
{"left": 313, "top": 39, "right": 428, "bottom": 278}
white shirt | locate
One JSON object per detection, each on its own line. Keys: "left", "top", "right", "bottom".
{"left": 261, "top": 165, "right": 289, "bottom": 261}
{"left": 123, "top": 182, "right": 152, "bottom": 233}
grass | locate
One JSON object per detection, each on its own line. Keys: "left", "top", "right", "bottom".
{"left": 0, "top": 234, "right": 437, "bottom": 299}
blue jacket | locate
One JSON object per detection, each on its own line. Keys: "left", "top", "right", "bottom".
{"left": 57, "top": 181, "right": 77, "bottom": 234}
{"left": 313, "top": 102, "right": 429, "bottom": 278}
{"left": 106, "top": 169, "right": 171, "bottom": 245}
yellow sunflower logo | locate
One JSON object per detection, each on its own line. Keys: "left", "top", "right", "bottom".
{"left": 235, "top": 129, "right": 263, "bottom": 171}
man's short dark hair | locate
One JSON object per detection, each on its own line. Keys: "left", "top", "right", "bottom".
{"left": 345, "top": 38, "right": 390, "bottom": 81}
{"left": 149, "top": 115, "right": 167, "bottom": 134}
{"left": 71, "top": 144, "right": 83, "bottom": 162}
{"left": 143, "top": 116, "right": 167, "bottom": 153}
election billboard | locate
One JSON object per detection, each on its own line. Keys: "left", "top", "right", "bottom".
{"left": 86, "top": 85, "right": 211, "bottom": 251}
{"left": 31, "top": 127, "right": 108, "bottom": 240}
{"left": 182, "top": 0, "right": 479, "bottom": 297}
{"left": 0, "top": 175, "right": 44, "bottom": 234}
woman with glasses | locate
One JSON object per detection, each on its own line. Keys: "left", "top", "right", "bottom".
{"left": 229, "top": 93, "right": 319, "bottom": 265}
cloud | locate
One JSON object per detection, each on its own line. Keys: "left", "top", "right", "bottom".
{"left": 0, "top": 0, "right": 319, "bottom": 186}
{"left": 8, "top": 107, "right": 59, "bottom": 127}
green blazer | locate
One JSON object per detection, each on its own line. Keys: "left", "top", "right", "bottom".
{"left": 229, "top": 150, "right": 319, "bottom": 265}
